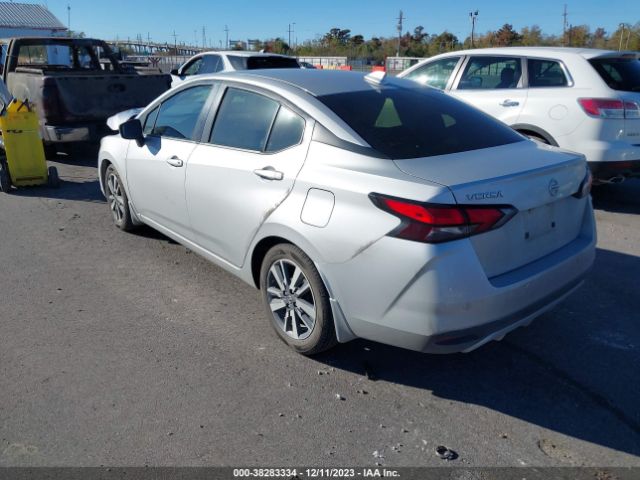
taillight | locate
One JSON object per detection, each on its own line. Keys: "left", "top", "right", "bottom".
{"left": 370, "top": 193, "right": 517, "bottom": 244}
{"left": 578, "top": 98, "right": 640, "bottom": 119}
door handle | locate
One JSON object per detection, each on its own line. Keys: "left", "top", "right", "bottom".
{"left": 166, "top": 156, "right": 184, "bottom": 167}
{"left": 254, "top": 167, "right": 284, "bottom": 181}
{"left": 500, "top": 99, "right": 520, "bottom": 107}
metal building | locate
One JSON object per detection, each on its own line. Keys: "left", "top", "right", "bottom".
{"left": 0, "top": 2, "right": 66, "bottom": 38}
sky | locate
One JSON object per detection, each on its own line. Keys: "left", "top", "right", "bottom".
{"left": 41, "top": 0, "right": 638, "bottom": 47}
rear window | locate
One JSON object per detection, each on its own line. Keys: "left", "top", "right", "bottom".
{"left": 227, "top": 55, "right": 300, "bottom": 70}
{"left": 589, "top": 57, "right": 640, "bottom": 92}
{"left": 317, "top": 86, "right": 524, "bottom": 159}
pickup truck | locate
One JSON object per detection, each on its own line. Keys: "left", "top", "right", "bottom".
{"left": 0, "top": 37, "right": 171, "bottom": 150}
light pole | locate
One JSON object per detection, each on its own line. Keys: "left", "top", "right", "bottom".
{"left": 469, "top": 10, "right": 478, "bottom": 48}
{"left": 619, "top": 23, "right": 625, "bottom": 51}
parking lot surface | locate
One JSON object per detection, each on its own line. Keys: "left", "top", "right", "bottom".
{"left": 1, "top": 157, "right": 639, "bottom": 467}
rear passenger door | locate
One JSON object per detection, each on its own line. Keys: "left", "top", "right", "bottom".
{"left": 516, "top": 57, "right": 580, "bottom": 138}
{"left": 185, "top": 86, "right": 312, "bottom": 267}
{"left": 450, "top": 55, "right": 527, "bottom": 125}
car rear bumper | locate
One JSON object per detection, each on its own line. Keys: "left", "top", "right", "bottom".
{"left": 323, "top": 202, "right": 596, "bottom": 353}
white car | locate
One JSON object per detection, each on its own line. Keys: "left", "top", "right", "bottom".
{"left": 99, "top": 70, "right": 595, "bottom": 355}
{"left": 170, "top": 51, "right": 299, "bottom": 87}
{"left": 399, "top": 47, "right": 640, "bottom": 183}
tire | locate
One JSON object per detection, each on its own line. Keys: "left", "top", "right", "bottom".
{"left": 104, "top": 164, "right": 135, "bottom": 231}
{"left": 47, "top": 166, "right": 60, "bottom": 188}
{"left": 260, "top": 243, "right": 337, "bottom": 355}
{"left": 0, "top": 161, "right": 11, "bottom": 193}
{"left": 523, "top": 132, "right": 550, "bottom": 145}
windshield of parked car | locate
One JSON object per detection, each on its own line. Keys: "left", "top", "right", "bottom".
{"left": 227, "top": 55, "right": 300, "bottom": 70}
{"left": 589, "top": 57, "right": 640, "bottom": 92}
{"left": 317, "top": 85, "right": 524, "bottom": 159}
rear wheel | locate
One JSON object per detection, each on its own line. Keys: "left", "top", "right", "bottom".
{"left": 105, "top": 164, "right": 135, "bottom": 231}
{"left": 523, "top": 132, "right": 550, "bottom": 145}
{"left": 47, "top": 166, "right": 60, "bottom": 188}
{"left": 0, "top": 161, "right": 11, "bottom": 193}
{"left": 260, "top": 244, "right": 337, "bottom": 355}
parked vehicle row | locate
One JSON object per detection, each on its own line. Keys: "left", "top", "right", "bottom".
{"left": 98, "top": 69, "right": 596, "bottom": 355}
{"left": 398, "top": 47, "right": 640, "bottom": 184}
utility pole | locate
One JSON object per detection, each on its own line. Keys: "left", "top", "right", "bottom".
{"left": 568, "top": 24, "right": 573, "bottom": 47}
{"left": 287, "top": 23, "right": 295, "bottom": 49}
{"left": 562, "top": 4, "right": 568, "bottom": 47}
{"left": 202, "top": 26, "right": 206, "bottom": 49}
{"left": 619, "top": 23, "right": 625, "bottom": 51}
{"left": 67, "top": 4, "right": 71, "bottom": 36}
{"left": 224, "top": 25, "right": 229, "bottom": 50}
{"left": 396, "top": 10, "right": 403, "bottom": 57}
{"left": 469, "top": 10, "right": 478, "bottom": 48}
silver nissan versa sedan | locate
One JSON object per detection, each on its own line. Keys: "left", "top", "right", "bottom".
{"left": 98, "top": 69, "right": 596, "bottom": 355}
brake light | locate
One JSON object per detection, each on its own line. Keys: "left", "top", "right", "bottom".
{"left": 370, "top": 193, "right": 517, "bottom": 244}
{"left": 578, "top": 98, "right": 640, "bottom": 119}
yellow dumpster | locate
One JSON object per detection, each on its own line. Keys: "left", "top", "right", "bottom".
{"left": 0, "top": 99, "right": 59, "bottom": 193}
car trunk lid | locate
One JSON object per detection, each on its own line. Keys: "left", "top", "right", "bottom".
{"left": 393, "top": 141, "right": 589, "bottom": 278}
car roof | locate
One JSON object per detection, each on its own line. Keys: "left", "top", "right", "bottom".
{"left": 198, "top": 50, "right": 293, "bottom": 58}
{"left": 201, "top": 69, "right": 413, "bottom": 97}
{"left": 429, "top": 46, "right": 639, "bottom": 60}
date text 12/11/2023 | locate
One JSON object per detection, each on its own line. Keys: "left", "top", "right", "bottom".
{"left": 232, "top": 468, "right": 401, "bottom": 478}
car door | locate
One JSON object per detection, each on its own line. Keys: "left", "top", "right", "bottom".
{"left": 126, "top": 84, "right": 214, "bottom": 237}
{"left": 185, "top": 86, "right": 310, "bottom": 267}
{"left": 450, "top": 55, "right": 528, "bottom": 125}
{"left": 517, "top": 57, "right": 580, "bottom": 138}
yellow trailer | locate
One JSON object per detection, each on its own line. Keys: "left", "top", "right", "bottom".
{"left": 0, "top": 99, "right": 59, "bottom": 193}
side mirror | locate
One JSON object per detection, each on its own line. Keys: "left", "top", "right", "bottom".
{"left": 119, "top": 118, "right": 144, "bottom": 146}
{"left": 170, "top": 68, "right": 180, "bottom": 76}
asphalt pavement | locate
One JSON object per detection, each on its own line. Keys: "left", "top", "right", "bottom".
{"left": 0, "top": 156, "right": 639, "bottom": 467}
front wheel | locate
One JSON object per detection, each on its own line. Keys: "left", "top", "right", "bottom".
{"left": 47, "top": 166, "right": 60, "bottom": 188}
{"left": 260, "top": 244, "right": 337, "bottom": 355}
{"left": 105, "top": 164, "right": 135, "bottom": 231}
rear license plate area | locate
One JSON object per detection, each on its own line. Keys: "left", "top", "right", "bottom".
{"left": 522, "top": 203, "right": 558, "bottom": 241}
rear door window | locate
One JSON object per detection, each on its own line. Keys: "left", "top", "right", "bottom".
{"left": 266, "top": 107, "right": 305, "bottom": 152}
{"left": 227, "top": 55, "right": 299, "bottom": 70}
{"left": 403, "top": 57, "right": 460, "bottom": 89}
{"left": 318, "top": 86, "right": 524, "bottom": 159}
{"left": 209, "top": 88, "right": 280, "bottom": 151}
{"left": 589, "top": 57, "right": 640, "bottom": 92}
{"left": 458, "top": 56, "right": 522, "bottom": 90}
{"left": 528, "top": 59, "right": 569, "bottom": 87}
{"left": 151, "top": 85, "right": 212, "bottom": 140}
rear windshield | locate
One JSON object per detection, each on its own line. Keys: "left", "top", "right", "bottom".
{"left": 227, "top": 55, "right": 300, "bottom": 70}
{"left": 589, "top": 57, "right": 640, "bottom": 92}
{"left": 317, "top": 86, "right": 524, "bottom": 159}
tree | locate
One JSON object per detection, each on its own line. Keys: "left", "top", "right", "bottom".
{"left": 520, "top": 25, "right": 543, "bottom": 46}
{"left": 494, "top": 24, "right": 522, "bottom": 46}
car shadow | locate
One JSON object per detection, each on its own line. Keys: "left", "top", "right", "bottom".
{"left": 9, "top": 178, "right": 105, "bottom": 203}
{"left": 592, "top": 179, "right": 640, "bottom": 214}
{"left": 312, "top": 247, "right": 640, "bottom": 457}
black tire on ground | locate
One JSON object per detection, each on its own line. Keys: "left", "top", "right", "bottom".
{"left": 104, "top": 164, "right": 135, "bottom": 231}
{"left": 0, "top": 161, "right": 11, "bottom": 193}
{"left": 47, "top": 166, "right": 60, "bottom": 188}
{"left": 260, "top": 243, "right": 337, "bottom": 355}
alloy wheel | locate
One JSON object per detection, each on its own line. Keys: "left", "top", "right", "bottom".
{"left": 106, "top": 172, "right": 126, "bottom": 224}
{"left": 266, "top": 259, "right": 316, "bottom": 340}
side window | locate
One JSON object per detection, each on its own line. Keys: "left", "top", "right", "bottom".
{"left": 143, "top": 105, "right": 160, "bottom": 135}
{"left": 209, "top": 88, "right": 279, "bottom": 151}
{"left": 458, "top": 56, "right": 522, "bottom": 90}
{"left": 266, "top": 107, "right": 305, "bottom": 152}
{"left": 404, "top": 57, "right": 460, "bottom": 89}
{"left": 151, "top": 85, "right": 212, "bottom": 140}
{"left": 201, "top": 55, "right": 222, "bottom": 74}
{"left": 182, "top": 58, "right": 203, "bottom": 76}
{"left": 528, "top": 59, "right": 569, "bottom": 87}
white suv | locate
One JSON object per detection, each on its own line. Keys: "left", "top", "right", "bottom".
{"left": 399, "top": 47, "right": 640, "bottom": 183}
